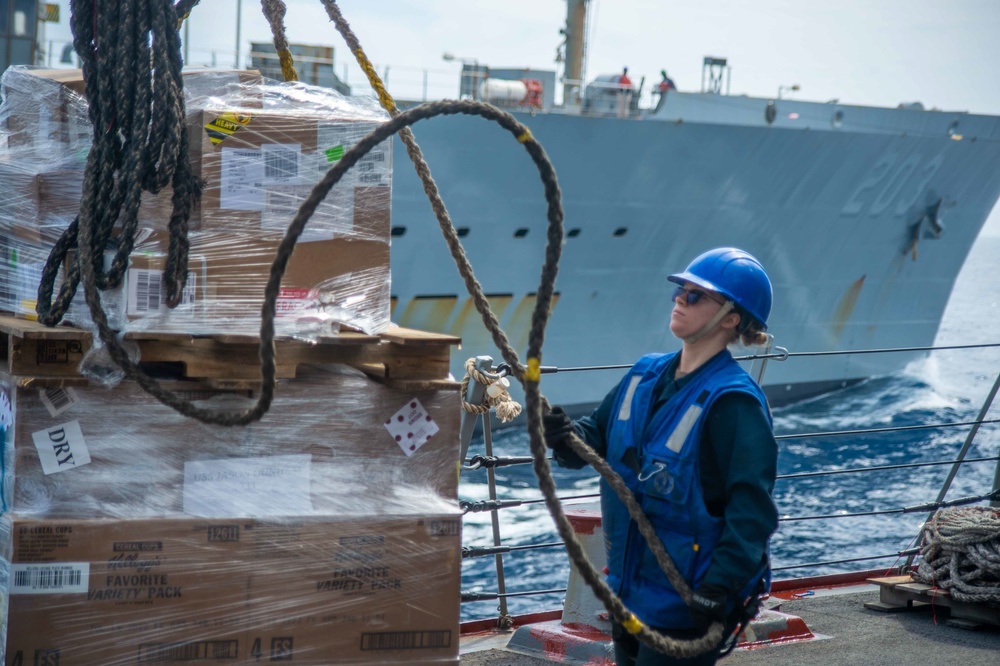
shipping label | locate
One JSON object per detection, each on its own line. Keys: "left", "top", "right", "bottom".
{"left": 31, "top": 419, "right": 91, "bottom": 474}
{"left": 39, "top": 386, "right": 80, "bottom": 417}
{"left": 183, "top": 454, "right": 313, "bottom": 516}
{"left": 383, "top": 398, "right": 439, "bottom": 456}
{"left": 126, "top": 268, "right": 197, "bottom": 316}
{"left": 11, "top": 562, "right": 90, "bottom": 595}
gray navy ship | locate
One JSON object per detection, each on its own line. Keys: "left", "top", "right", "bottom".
{"left": 384, "top": 1, "right": 1000, "bottom": 412}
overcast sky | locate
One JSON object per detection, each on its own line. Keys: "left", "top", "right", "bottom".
{"left": 39, "top": 0, "right": 1000, "bottom": 233}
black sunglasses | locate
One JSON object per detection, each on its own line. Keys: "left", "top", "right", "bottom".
{"left": 672, "top": 285, "right": 723, "bottom": 306}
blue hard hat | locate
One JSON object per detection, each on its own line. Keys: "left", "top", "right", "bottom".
{"left": 668, "top": 247, "right": 773, "bottom": 329}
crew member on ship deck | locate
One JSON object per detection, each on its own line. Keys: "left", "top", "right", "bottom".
{"left": 655, "top": 70, "right": 676, "bottom": 111}
{"left": 617, "top": 67, "right": 634, "bottom": 117}
{"left": 544, "top": 248, "right": 779, "bottom": 666}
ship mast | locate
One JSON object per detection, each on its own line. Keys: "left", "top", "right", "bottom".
{"left": 562, "top": 0, "right": 590, "bottom": 105}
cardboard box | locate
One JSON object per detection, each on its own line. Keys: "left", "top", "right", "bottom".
{"left": 185, "top": 106, "right": 391, "bottom": 238}
{"left": 1, "top": 365, "right": 460, "bottom": 518}
{"left": 5, "top": 515, "right": 461, "bottom": 665}
{"left": 50, "top": 224, "right": 391, "bottom": 336}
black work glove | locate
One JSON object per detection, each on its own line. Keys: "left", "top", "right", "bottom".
{"left": 543, "top": 407, "right": 587, "bottom": 470}
{"left": 689, "top": 585, "right": 729, "bottom": 631}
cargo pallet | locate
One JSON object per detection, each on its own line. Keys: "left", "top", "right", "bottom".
{"left": 866, "top": 575, "right": 1000, "bottom": 630}
{"left": 0, "top": 315, "right": 460, "bottom": 390}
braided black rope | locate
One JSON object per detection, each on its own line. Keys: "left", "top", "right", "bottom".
{"left": 36, "top": 0, "right": 201, "bottom": 326}
{"left": 322, "top": 1, "right": 722, "bottom": 657}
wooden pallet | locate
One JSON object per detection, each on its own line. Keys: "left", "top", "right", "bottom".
{"left": 0, "top": 315, "right": 461, "bottom": 389}
{"left": 866, "top": 575, "right": 1000, "bottom": 630}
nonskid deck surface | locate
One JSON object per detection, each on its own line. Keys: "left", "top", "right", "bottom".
{"left": 460, "top": 588, "right": 1000, "bottom": 665}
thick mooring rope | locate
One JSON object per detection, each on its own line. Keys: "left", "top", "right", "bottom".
{"left": 322, "top": 1, "right": 724, "bottom": 657}
{"left": 915, "top": 506, "right": 1000, "bottom": 603}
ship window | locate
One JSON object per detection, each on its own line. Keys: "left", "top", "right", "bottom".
{"left": 832, "top": 111, "right": 844, "bottom": 128}
{"left": 457, "top": 227, "right": 470, "bottom": 237}
{"left": 514, "top": 228, "right": 530, "bottom": 238}
{"left": 390, "top": 226, "right": 407, "bottom": 237}
{"left": 567, "top": 228, "right": 581, "bottom": 238}
{"left": 613, "top": 227, "right": 628, "bottom": 237}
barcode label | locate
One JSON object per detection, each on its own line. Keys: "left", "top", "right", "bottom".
{"left": 135, "top": 270, "right": 162, "bottom": 312}
{"left": 39, "top": 386, "right": 80, "bottom": 417}
{"left": 12, "top": 563, "right": 89, "bottom": 594}
{"left": 360, "top": 630, "right": 452, "bottom": 651}
{"left": 127, "top": 269, "right": 197, "bottom": 315}
{"left": 263, "top": 144, "right": 300, "bottom": 181}
{"left": 137, "top": 640, "right": 240, "bottom": 662}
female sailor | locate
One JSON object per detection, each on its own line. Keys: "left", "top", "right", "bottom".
{"left": 544, "top": 247, "right": 779, "bottom": 666}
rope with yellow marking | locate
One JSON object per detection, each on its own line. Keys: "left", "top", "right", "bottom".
{"left": 260, "top": 0, "right": 299, "bottom": 81}
{"left": 321, "top": 1, "right": 726, "bottom": 658}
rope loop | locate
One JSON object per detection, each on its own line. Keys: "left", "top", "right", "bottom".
{"left": 460, "top": 358, "right": 522, "bottom": 423}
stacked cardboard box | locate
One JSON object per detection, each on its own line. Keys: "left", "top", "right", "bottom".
{"left": 0, "top": 66, "right": 393, "bottom": 336}
{"left": 0, "top": 362, "right": 463, "bottom": 664}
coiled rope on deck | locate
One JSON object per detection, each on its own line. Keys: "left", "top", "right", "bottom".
{"left": 321, "top": 1, "right": 723, "bottom": 657}
{"left": 915, "top": 506, "right": 1000, "bottom": 603}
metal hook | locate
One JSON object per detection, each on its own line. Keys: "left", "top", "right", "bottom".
{"left": 637, "top": 461, "right": 666, "bottom": 482}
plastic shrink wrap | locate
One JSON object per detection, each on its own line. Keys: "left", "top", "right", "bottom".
{"left": 0, "top": 66, "right": 393, "bottom": 338}
{"left": 0, "top": 69, "right": 462, "bottom": 665}
{"left": 0, "top": 364, "right": 462, "bottom": 664}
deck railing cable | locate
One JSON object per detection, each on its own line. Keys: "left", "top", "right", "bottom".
{"left": 461, "top": 454, "right": 1000, "bottom": 484}
{"left": 463, "top": 542, "right": 564, "bottom": 558}
{"left": 772, "top": 547, "right": 921, "bottom": 572}
{"left": 538, "top": 342, "right": 1000, "bottom": 374}
{"left": 459, "top": 343, "right": 1000, "bottom": 613}
{"left": 462, "top": 588, "right": 568, "bottom": 603}
{"left": 459, "top": 486, "right": 1000, "bottom": 564}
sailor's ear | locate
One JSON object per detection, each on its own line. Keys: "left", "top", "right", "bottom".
{"left": 722, "top": 310, "right": 742, "bottom": 330}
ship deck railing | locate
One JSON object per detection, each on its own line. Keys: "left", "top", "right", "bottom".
{"left": 457, "top": 341, "right": 1000, "bottom": 623}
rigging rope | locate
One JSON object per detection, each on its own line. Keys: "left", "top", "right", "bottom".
{"left": 914, "top": 506, "right": 1000, "bottom": 603}
{"left": 322, "top": 1, "right": 725, "bottom": 657}
{"left": 37, "top": 0, "right": 201, "bottom": 328}
{"left": 460, "top": 358, "right": 522, "bottom": 423}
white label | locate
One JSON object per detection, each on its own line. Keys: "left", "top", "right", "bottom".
{"left": 32, "top": 420, "right": 91, "bottom": 475}
{"left": 0, "top": 388, "right": 12, "bottom": 429}
{"left": 12, "top": 562, "right": 90, "bottom": 595}
{"left": 260, "top": 182, "right": 329, "bottom": 240}
{"left": 384, "top": 399, "right": 439, "bottom": 456}
{"left": 261, "top": 144, "right": 302, "bottom": 182}
{"left": 220, "top": 147, "right": 265, "bottom": 210}
{"left": 126, "top": 269, "right": 197, "bottom": 315}
{"left": 13, "top": 260, "right": 44, "bottom": 308}
{"left": 183, "top": 454, "right": 313, "bottom": 517}
{"left": 275, "top": 288, "right": 315, "bottom": 317}
{"left": 317, "top": 122, "right": 389, "bottom": 186}
{"left": 39, "top": 387, "right": 80, "bottom": 417}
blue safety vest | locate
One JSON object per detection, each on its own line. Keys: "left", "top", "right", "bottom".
{"left": 601, "top": 351, "right": 772, "bottom": 628}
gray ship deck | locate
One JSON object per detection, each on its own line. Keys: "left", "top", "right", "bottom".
{"left": 460, "top": 585, "right": 1000, "bottom": 665}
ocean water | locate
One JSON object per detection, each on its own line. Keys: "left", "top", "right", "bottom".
{"left": 458, "top": 235, "right": 1000, "bottom": 622}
